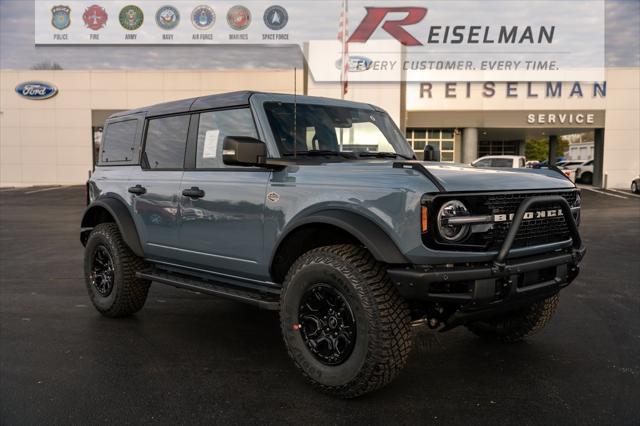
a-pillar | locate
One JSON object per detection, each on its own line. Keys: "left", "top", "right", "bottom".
{"left": 548, "top": 135, "right": 558, "bottom": 165}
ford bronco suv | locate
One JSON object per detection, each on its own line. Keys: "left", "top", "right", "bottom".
{"left": 81, "top": 91, "right": 584, "bottom": 398}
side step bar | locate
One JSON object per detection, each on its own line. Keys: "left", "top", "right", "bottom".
{"left": 136, "top": 268, "right": 280, "bottom": 310}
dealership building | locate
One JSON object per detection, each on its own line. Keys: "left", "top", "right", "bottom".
{"left": 1, "top": 66, "right": 638, "bottom": 189}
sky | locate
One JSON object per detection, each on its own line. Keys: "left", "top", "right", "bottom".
{"left": 0, "top": 0, "right": 638, "bottom": 70}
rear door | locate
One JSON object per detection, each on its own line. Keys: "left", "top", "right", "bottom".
{"left": 178, "top": 108, "right": 271, "bottom": 279}
{"left": 128, "top": 114, "right": 190, "bottom": 262}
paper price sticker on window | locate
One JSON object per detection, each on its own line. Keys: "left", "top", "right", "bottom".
{"left": 202, "top": 130, "right": 220, "bottom": 159}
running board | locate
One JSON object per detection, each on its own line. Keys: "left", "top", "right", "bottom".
{"left": 136, "top": 269, "right": 280, "bottom": 310}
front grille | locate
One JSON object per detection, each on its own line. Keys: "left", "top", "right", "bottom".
{"left": 483, "top": 191, "right": 577, "bottom": 250}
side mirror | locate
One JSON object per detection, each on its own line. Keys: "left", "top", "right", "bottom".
{"left": 423, "top": 144, "right": 440, "bottom": 162}
{"left": 222, "top": 136, "right": 268, "bottom": 167}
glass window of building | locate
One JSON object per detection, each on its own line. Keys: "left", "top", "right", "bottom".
{"left": 406, "top": 128, "right": 455, "bottom": 162}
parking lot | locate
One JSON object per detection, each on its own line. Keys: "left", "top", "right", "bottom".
{"left": 1, "top": 185, "right": 639, "bottom": 425}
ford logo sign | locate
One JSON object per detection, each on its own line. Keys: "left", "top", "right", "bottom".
{"left": 335, "top": 56, "right": 373, "bottom": 72}
{"left": 15, "top": 81, "right": 58, "bottom": 100}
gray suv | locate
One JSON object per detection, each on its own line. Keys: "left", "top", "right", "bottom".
{"left": 81, "top": 91, "right": 584, "bottom": 398}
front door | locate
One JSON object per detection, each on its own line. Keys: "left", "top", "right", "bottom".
{"left": 178, "top": 108, "right": 271, "bottom": 280}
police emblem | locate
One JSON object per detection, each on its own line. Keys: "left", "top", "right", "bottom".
{"left": 83, "top": 5, "right": 108, "bottom": 31}
{"left": 156, "top": 5, "right": 180, "bottom": 30}
{"left": 119, "top": 5, "right": 144, "bottom": 31}
{"left": 227, "top": 5, "right": 251, "bottom": 31}
{"left": 51, "top": 5, "right": 71, "bottom": 30}
{"left": 263, "top": 5, "right": 288, "bottom": 31}
{"left": 191, "top": 5, "right": 215, "bottom": 30}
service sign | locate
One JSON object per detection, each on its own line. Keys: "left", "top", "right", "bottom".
{"left": 34, "top": 0, "right": 605, "bottom": 82}
{"left": 15, "top": 81, "right": 58, "bottom": 100}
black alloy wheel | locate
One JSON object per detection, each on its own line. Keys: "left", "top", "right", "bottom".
{"left": 298, "top": 283, "right": 357, "bottom": 366}
{"left": 90, "top": 245, "right": 115, "bottom": 297}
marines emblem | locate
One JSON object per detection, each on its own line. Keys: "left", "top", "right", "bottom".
{"left": 51, "top": 5, "right": 71, "bottom": 30}
{"left": 119, "top": 5, "right": 144, "bottom": 31}
{"left": 227, "top": 5, "right": 251, "bottom": 31}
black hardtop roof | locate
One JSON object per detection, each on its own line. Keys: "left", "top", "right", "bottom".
{"left": 107, "top": 91, "right": 383, "bottom": 121}
{"left": 108, "top": 90, "right": 258, "bottom": 120}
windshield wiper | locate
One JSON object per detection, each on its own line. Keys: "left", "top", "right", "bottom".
{"left": 357, "top": 152, "right": 413, "bottom": 160}
{"left": 283, "top": 150, "right": 356, "bottom": 159}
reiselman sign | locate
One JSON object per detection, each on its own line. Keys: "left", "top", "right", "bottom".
{"left": 34, "top": 0, "right": 604, "bottom": 82}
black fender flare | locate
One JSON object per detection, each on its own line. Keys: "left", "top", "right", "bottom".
{"left": 80, "top": 198, "right": 144, "bottom": 257}
{"left": 274, "top": 209, "right": 409, "bottom": 265}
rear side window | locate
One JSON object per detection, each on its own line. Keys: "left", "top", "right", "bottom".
{"left": 143, "top": 115, "right": 190, "bottom": 169}
{"left": 491, "top": 158, "right": 514, "bottom": 168}
{"left": 101, "top": 119, "right": 138, "bottom": 163}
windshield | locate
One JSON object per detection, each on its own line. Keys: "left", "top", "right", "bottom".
{"left": 263, "top": 102, "right": 414, "bottom": 159}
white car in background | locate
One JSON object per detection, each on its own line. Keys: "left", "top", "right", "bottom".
{"left": 471, "top": 155, "right": 527, "bottom": 168}
{"left": 575, "top": 160, "right": 594, "bottom": 184}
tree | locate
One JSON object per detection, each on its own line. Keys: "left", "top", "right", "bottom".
{"left": 31, "top": 60, "right": 63, "bottom": 70}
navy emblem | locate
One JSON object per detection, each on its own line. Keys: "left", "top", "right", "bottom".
{"left": 191, "top": 5, "right": 215, "bottom": 30}
{"left": 119, "top": 5, "right": 144, "bottom": 31}
{"left": 15, "top": 81, "right": 58, "bottom": 100}
{"left": 263, "top": 5, "right": 288, "bottom": 31}
{"left": 51, "top": 5, "right": 71, "bottom": 30}
{"left": 227, "top": 5, "right": 251, "bottom": 31}
{"left": 156, "top": 5, "right": 180, "bottom": 30}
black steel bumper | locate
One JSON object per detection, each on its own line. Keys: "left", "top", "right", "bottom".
{"left": 387, "top": 195, "right": 585, "bottom": 328}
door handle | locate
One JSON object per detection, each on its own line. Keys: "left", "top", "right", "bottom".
{"left": 128, "top": 185, "right": 146, "bottom": 195}
{"left": 182, "top": 187, "right": 205, "bottom": 199}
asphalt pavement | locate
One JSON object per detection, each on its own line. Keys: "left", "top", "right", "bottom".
{"left": 1, "top": 185, "right": 639, "bottom": 425}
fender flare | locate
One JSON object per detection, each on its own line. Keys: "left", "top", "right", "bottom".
{"left": 274, "top": 209, "right": 409, "bottom": 265}
{"left": 80, "top": 198, "right": 144, "bottom": 257}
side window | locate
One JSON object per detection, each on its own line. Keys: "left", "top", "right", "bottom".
{"left": 491, "top": 158, "right": 514, "bottom": 168}
{"left": 143, "top": 115, "right": 190, "bottom": 169}
{"left": 474, "top": 158, "right": 491, "bottom": 168}
{"left": 101, "top": 119, "right": 138, "bottom": 163}
{"left": 196, "top": 108, "right": 257, "bottom": 168}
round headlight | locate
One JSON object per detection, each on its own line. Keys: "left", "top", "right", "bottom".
{"left": 437, "top": 200, "right": 470, "bottom": 242}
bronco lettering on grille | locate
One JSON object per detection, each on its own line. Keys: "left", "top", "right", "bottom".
{"left": 493, "top": 209, "right": 563, "bottom": 223}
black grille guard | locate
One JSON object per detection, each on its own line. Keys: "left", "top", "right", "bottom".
{"left": 492, "top": 195, "right": 583, "bottom": 268}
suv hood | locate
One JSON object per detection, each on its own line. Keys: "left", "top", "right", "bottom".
{"left": 419, "top": 162, "right": 575, "bottom": 192}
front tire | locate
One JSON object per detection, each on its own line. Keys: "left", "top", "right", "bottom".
{"left": 280, "top": 244, "right": 412, "bottom": 398}
{"left": 466, "top": 294, "right": 560, "bottom": 343}
{"left": 632, "top": 181, "right": 638, "bottom": 194}
{"left": 84, "top": 223, "right": 150, "bottom": 317}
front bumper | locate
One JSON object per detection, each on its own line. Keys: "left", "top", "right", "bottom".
{"left": 387, "top": 195, "right": 585, "bottom": 328}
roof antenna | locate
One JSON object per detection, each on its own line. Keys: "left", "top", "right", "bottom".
{"left": 293, "top": 67, "right": 297, "bottom": 158}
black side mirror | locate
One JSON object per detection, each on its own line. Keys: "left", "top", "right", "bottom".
{"left": 423, "top": 144, "right": 440, "bottom": 162}
{"left": 222, "top": 136, "right": 268, "bottom": 167}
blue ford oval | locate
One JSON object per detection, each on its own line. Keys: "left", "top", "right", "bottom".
{"left": 335, "top": 56, "right": 373, "bottom": 73}
{"left": 15, "top": 81, "right": 58, "bottom": 100}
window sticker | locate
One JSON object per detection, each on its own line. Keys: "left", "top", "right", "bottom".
{"left": 202, "top": 130, "right": 219, "bottom": 158}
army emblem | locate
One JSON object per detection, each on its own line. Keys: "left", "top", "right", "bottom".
{"left": 227, "top": 5, "right": 251, "bottom": 31}
{"left": 156, "top": 5, "right": 180, "bottom": 30}
{"left": 119, "top": 5, "right": 144, "bottom": 31}
{"left": 51, "top": 5, "right": 71, "bottom": 30}
{"left": 83, "top": 5, "right": 108, "bottom": 31}
{"left": 191, "top": 5, "right": 215, "bottom": 30}
{"left": 263, "top": 5, "right": 288, "bottom": 31}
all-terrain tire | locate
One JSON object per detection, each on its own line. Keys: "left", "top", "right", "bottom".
{"left": 466, "top": 294, "right": 560, "bottom": 343}
{"left": 84, "top": 223, "right": 150, "bottom": 317}
{"left": 279, "top": 244, "right": 412, "bottom": 398}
